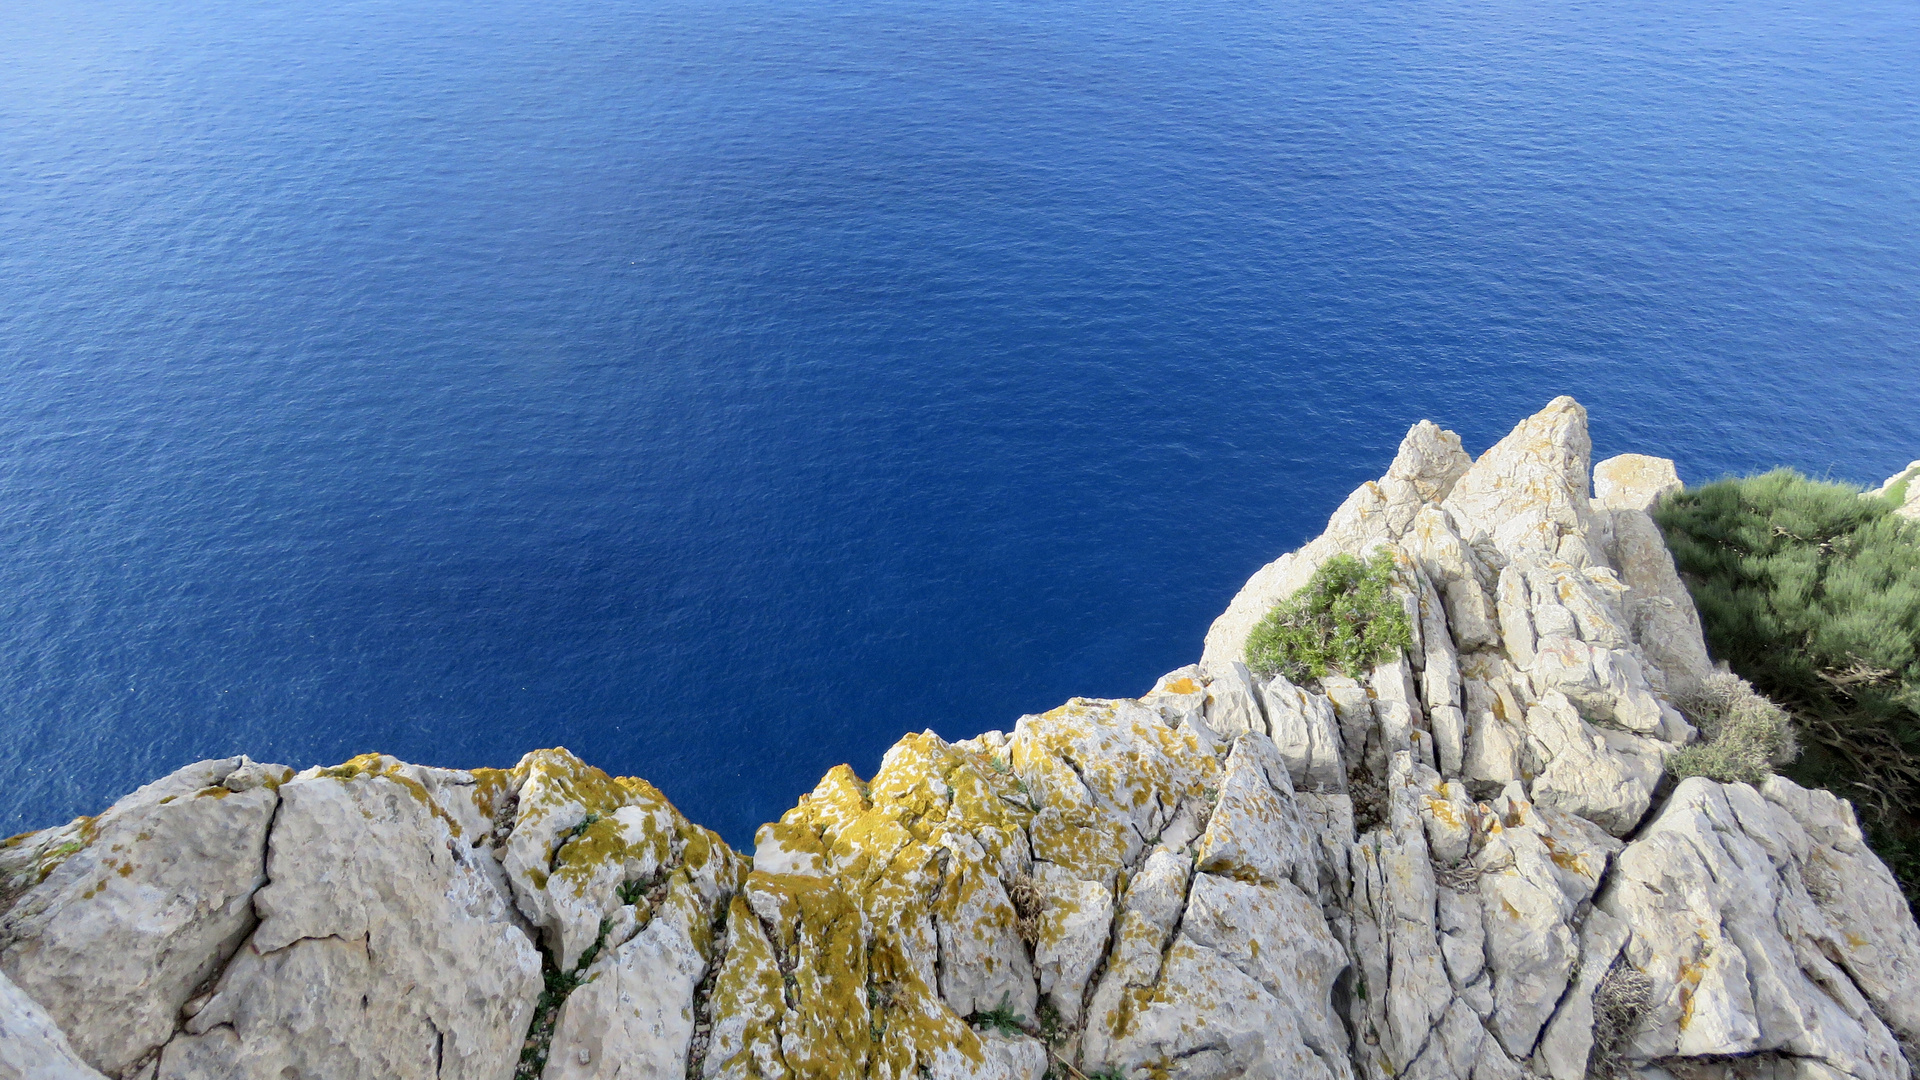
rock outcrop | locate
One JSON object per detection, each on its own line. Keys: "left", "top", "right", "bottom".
{"left": 5, "top": 397, "right": 1918, "bottom": 1080}
{"left": 1876, "top": 462, "right": 1920, "bottom": 520}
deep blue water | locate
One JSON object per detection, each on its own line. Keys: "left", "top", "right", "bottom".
{"left": 3, "top": 0, "right": 1918, "bottom": 844}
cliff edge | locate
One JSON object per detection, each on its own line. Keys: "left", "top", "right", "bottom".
{"left": 6, "top": 397, "right": 1918, "bottom": 1080}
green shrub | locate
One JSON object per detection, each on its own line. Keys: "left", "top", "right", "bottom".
{"left": 1245, "top": 550, "right": 1412, "bottom": 683}
{"left": 1655, "top": 469, "right": 1920, "bottom": 902}
{"left": 1666, "top": 672, "right": 1797, "bottom": 785}
{"left": 1656, "top": 469, "right": 1920, "bottom": 725}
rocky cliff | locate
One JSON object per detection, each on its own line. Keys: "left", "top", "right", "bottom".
{"left": 6, "top": 397, "right": 1918, "bottom": 1080}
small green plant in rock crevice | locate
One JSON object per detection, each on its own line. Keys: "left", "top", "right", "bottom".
{"left": 514, "top": 918, "right": 613, "bottom": 1080}
{"left": 1245, "top": 550, "right": 1412, "bottom": 684}
{"left": 966, "top": 994, "right": 1028, "bottom": 1037}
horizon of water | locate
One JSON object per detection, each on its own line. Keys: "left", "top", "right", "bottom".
{"left": 3, "top": 0, "right": 1917, "bottom": 844}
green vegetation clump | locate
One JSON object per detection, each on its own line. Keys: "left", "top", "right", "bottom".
{"left": 1245, "top": 550, "right": 1412, "bottom": 684}
{"left": 1655, "top": 468, "right": 1920, "bottom": 900}
{"left": 967, "top": 995, "right": 1028, "bottom": 1038}
{"left": 1666, "top": 672, "right": 1797, "bottom": 785}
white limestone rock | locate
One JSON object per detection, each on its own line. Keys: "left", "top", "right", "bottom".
{"left": 544, "top": 895, "right": 710, "bottom": 1080}
{"left": 1760, "top": 778, "right": 1920, "bottom": 1047}
{"left": 1196, "top": 734, "right": 1314, "bottom": 892}
{"left": 1600, "top": 777, "right": 1909, "bottom": 1079}
{"left": 1459, "top": 652, "right": 1527, "bottom": 787}
{"left": 935, "top": 855, "right": 1040, "bottom": 1020}
{"left": 1875, "top": 460, "right": 1920, "bottom": 520}
{"left": 500, "top": 749, "right": 641, "bottom": 968}
{"left": 1405, "top": 506, "right": 1499, "bottom": 651}
{"left": 1030, "top": 865, "right": 1113, "bottom": 1027}
{"left": 1202, "top": 660, "right": 1267, "bottom": 739}
{"left": 0, "top": 757, "right": 282, "bottom": 1076}
{"left": 1473, "top": 786, "right": 1620, "bottom": 1061}
{"left": 1082, "top": 850, "right": 1192, "bottom": 1067}
{"left": 1350, "top": 754, "right": 1453, "bottom": 1078}
{"left": 1533, "top": 909, "right": 1629, "bottom": 1080}
{"left": 1442, "top": 396, "right": 1593, "bottom": 562}
{"left": 1593, "top": 453, "right": 1683, "bottom": 512}
{"left": 1093, "top": 872, "right": 1354, "bottom": 1080}
{"left": 1528, "top": 634, "right": 1666, "bottom": 734}
{"left": 1259, "top": 674, "right": 1346, "bottom": 791}
{"left": 1142, "top": 665, "right": 1211, "bottom": 732}
{"left": 155, "top": 767, "right": 542, "bottom": 1080}
{"left": 0, "top": 965, "right": 106, "bottom": 1080}
{"left": 1521, "top": 690, "right": 1664, "bottom": 836}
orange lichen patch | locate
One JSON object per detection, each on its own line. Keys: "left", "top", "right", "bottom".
{"left": 3, "top": 830, "right": 36, "bottom": 848}
{"left": 513, "top": 749, "right": 745, "bottom": 904}
{"left": 511, "top": 749, "right": 634, "bottom": 829}
{"left": 116, "top": 862, "right": 134, "bottom": 877}
{"left": 714, "top": 870, "right": 985, "bottom": 1080}
{"left": 711, "top": 725, "right": 1058, "bottom": 1077}
{"left": 1010, "top": 698, "right": 1215, "bottom": 881}
{"left": 194, "top": 786, "right": 233, "bottom": 800}
{"left": 704, "top": 894, "right": 793, "bottom": 1077}
{"left": 1540, "top": 835, "right": 1591, "bottom": 877}
{"left": 1163, "top": 677, "right": 1200, "bottom": 696}
{"left": 550, "top": 815, "right": 630, "bottom": 892}
{"left": 469, "top": 767, "right": 514, "bottom": 820}
{"left": 1675, "top": 952, "right": 1709, "bottom": 1030}
{"left": 1423, "top": 796, "right": 1463, "bottom": 830}
{"left": 317, "top": 753, "right": 462, "bottom": 837}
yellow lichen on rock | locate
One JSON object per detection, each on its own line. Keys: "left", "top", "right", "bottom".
{"left": 500, "top": 747, "right": 745, "bottom": 971}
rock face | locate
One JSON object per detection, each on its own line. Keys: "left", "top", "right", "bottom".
{"left": 1876, "top": 461, "right": 1920, "bottom": 520}
{"left": 4, "top": 397, "right": 1919, "bottom": 1080}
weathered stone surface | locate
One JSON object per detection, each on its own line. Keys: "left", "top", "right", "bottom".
{"left": 1601, "top": 777, "right": 1910, "bottom": 1079}
{"left": 1593, "top": 453, "right": 1683, "bottom": 512}
{"left": 1592, "top": 453, "right": 1716, "bottom": 699}
{"left": 1522, "top": 690, "right": 1664, "bottom": 836}
{"left": 1878, "top": 460, "right": 1920, "bottom": 520}
{"left": 0, "top": 757, "right": 282, "bottom": 1075}
{"left": 0, "top": 965, "right": 105, "bottom": 1080}
{"left": 1443, "top": 396, "right": 1593, "bottom": 561}
{"left": 1029, "top": 865, "right": 1111, "bottom": 1027}
{"left": 1202, "top": 659, "right": 1268, "bottom": 740}
{"left": 1761, "top": 778, "right": 1920, "bottom": 1048}
{"left": 155, "top": 762, "right": 542, "bottom": 1080}
{"left": 1093, "top": 872, "right": 1354, "bottom": 1080}
{"left": 1196, "top": 735, "right": 1314, "bottom": 891}
{"left": 545, "top": 897, "right": 709, "bottom": 1080}
{"left": 1260, "top": 674, "right": 1346, "bottom": 791}
{"left": 1475, "top": 785, "right": 1620, "bottom": 1059}
{"left": 1533, "top": 909, "right": 1628, "bottom": 1080}
{"left": 547, "top": 792, "right": 740, "bottom": 1080}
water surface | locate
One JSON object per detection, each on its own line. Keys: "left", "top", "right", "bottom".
{"left": 3, "top": 0, "right": 1917, "bottom": 842}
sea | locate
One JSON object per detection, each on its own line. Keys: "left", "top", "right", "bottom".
{"left": 3, "top": 0, "right": 1918, "bottom": 844}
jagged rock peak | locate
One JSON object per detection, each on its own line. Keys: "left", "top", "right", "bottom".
{"left": 4, "top": 397, "right": 1919, "bottom": 1080}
